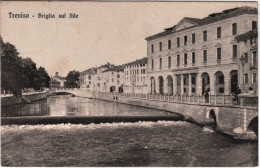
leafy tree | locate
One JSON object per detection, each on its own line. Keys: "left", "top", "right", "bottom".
{"left": 1, "top": 36, "right": 51, "bottom": 96}
{"left": 37, "top": 67, "right": 51, "bottom": 88}
{"left": 1, "top": 37, "right": 23, "bottom": 96}
{"left": 66, "top": 70, "right": 80, "bottom": 88}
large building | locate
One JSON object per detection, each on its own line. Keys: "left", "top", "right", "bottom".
{"left": 236, "top": 29, "right": 258, "bottom": 93}
{"left": 123, "top": 58, "right": 148, "bottom": 93}
{"left": 102, "top": 65, "right": 125, "bottom": 92}
{"left": 79, "top": 68, "right": 96, "bottom": 90}
{"left": 79, "top": 62, "right": 114, "bottom": 91}
{"left": 145, "top": 6, "right": 257, "bottom": 96}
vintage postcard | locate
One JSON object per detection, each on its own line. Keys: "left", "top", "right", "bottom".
{"left": 0, "top": 1, "right": 258, "bottom": 167}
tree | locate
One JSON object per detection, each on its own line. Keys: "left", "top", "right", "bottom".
{"left": 1, "top": 36, "right": 51, "bottom": 96}
{"left": 1, "top": 37, "right": 23, "bottom": 96}
{"left": 66, "top": 70, "right": 80, "bottom": 88}
{"left": 37, "top": 67, "right": 51, "bottom": 88}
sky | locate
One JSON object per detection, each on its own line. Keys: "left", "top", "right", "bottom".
{"left": 1, "top": 1, "right": 257, "bottom": 77}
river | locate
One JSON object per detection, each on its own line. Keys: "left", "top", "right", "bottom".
{"left": 1, "top": 95, "right": 258, "bottom": 166}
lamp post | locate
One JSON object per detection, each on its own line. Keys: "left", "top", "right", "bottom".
{"left": 240, "top": 54, "right": 246, "bottom": 88}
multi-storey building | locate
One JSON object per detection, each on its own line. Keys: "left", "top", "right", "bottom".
{"left": 79, "top": 68, "right": 96, "bottom": 90}
{"left": 102, "top": 65, "right": 125, "bottom": 92}
{"left": 123, "top": 58, "right": 148, "bottom": 93}
{"left": 79, "top": 62, "right": 113, "bottom": 91}
{"left": 145, "top": 6, "right": 257, "bottom": 96}
{"left": 236, "top": 29, "right": 258, "bottom": 93}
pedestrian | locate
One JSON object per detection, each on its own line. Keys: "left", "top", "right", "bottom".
{"left": 203, "top": 88, "right": 210, "bottom": 103}
{"left": 235, "top": 86, "right": 241, "bottom": 104}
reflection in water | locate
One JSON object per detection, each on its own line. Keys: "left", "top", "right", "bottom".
{"left": 2, "top": 95, "right": 177, "bottom": 117}
{"left": 2, "top": 99, "right": 49, "bottom": 117}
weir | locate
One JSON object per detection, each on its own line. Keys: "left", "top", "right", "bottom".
{"left": 52, "top": 88, "right": 258, "bottom": 140}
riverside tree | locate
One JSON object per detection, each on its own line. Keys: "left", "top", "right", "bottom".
{"left": 1, "top": 36, "right": 51, "bottom": 96}
{"left": 66, "top": 70, "right": 80, "bottom": 88}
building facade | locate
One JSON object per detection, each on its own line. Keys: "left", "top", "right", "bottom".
{"left": 50, "top": 72, "right": 66, "bottom": 88}
{"left": 236, "top": 29, "right": 258, "bottom": 93}
{"left": 102, "top": 65, "right": 125, "bottom": 92}
{"left": 79, "top": 68, "right": 96, "bottom": 90}
{"left": 145, "top": 6, "right": 257, "bottom": 96}
{"left": 123, "top": 58, "right": 148, "bottom": 93}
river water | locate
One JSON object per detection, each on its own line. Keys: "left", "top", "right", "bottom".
{"left": 1, "top": 95, "right": 258, "bottom": 166}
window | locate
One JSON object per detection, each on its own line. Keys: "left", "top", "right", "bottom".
{"left": 192, "top": 88, "right": 196, "bottom": 93}
{"left": 217, "top": 47, "right": 221, "bottom": 61}
{"left": 232, "top": 23, "right": 237, "bottom": 35}
{"left": 252, "top": 21, "right": 257, "bottom": 30}
{"left": 244, "top": 74, "right": 248, "bottom": 84}
{"left": 112, "top": 72, "right": 114, "bottom": 75}
{"left": 219, "top": 88, "right": 224, "bottom": 93}
{"left": 159, "top": 58, "right": 162, "bottom": 70}
{"left": 151, "top": 44, "right": 154, "bottom": 53}
{"left": 117, "top": 74, "right": 120, "bottom": 78}
{"left": 252, "top": 51, "right": 257, "bottom": 67}
{"left": 168, "top": 40, "right": 171, "bottom": 49}
{"left": 192, "top": 52, "right": 196, "bottom": 64}
{"left": 159, "top": 42, "right": 162, "bottom": 51}
{"left": 184, "top": 53, "right": 187, "bottom": 65}
{"left": 168, "top": 56, "right": 171, "bottom": 69}
{"left": 184, "top": 36, "right": 187, "bottom": 45}
{"left": 151, "top": 59, "right": 154, "bottom": 70}
{"left": 203, "top": 31, "right": 207, "bottom": 41}
{"left": 218, "top": 75, "right": 224, "bottom": 84}
{"left": 252, "top": 73, "right": 257, "bottom": 83}
{"left": 217, "top": 27, "right": 221, "bottom": 38}
{"left": 192, "top": 76, "right": 196, "bottom": 84}
{"left": 184, "top": 76, "right": 188, "bottom": 85}
{"left": 244, "top": 53, "right": 248, "bottom": 63}
{"left": 203, "top": 50, "right": 207, "bottom": 62}
{"left": 192, "top": 33, "right": 195, "bottom": 44}
{"left": 112, "top": 78, "right": 114, "bottom": 82}
{"left": 177, "top": 55, "right": 180, "bottom": 66}
{"left": 233, "top": 45, "right": 237, "bottom": 59}
{"left": 177, "top": 38, "right": 180, "bottom": 47}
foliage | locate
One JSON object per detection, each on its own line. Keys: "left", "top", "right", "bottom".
{"left": 1, "top": 36, "right": 50, "bottom": 96}
{"left": 66, "top": 70, "right": 80, "bottom": 88}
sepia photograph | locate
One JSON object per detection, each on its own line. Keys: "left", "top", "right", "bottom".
{"left": 0, "top": 1, "right": 258, "bottom": 167}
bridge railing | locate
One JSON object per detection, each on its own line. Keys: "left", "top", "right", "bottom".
{"left": 101, "top": 92, "right": 236, "bottom": 106}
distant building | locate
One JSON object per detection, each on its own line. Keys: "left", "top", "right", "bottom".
{"left": 79, "top": 62, "right": 113, "bottom": 91}
{"left": 123, "top": 58, "right": 148, "bottom": 93}
{"left": 236, "top": 29, "right": 258, "bottom": 93}
{"left": 145, "top": 6, "right": 257, "bottom": 95}
{"left": 102, "top": 65, "right": 125, "bottom": 92}
{"left": 50, "top": 72, "right": 66, "bottom": 88}
{"left": 79, "top": 68, "right": 96, "bottom": 90}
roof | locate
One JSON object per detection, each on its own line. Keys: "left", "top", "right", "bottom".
{"left": 52, "top": 76, "right": 66, "bottom": 80}
{"left": 125, "top": 57, "right": 147, "bottom": 66}
{"left": 146, "top": 6, "right": 257, "bottom": 41}
{"left": 183, "top": 17, "right": 202, "bottom": 24}
{"left": 102, "top": 65, "right": 126, "bottom": 73}
{"left": 235, "top": 29, "right": 258, "bottom": 41}
{"left": 80, "top": 68, "right": 96, "bottom": 75}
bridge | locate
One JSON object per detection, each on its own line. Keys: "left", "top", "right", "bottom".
{"left": 51, "top": 88, "right": 258, "bottom": 140}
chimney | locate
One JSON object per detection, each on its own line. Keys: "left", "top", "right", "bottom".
{"left": 55, "top": 72, "right": 58, "bottom": 76}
